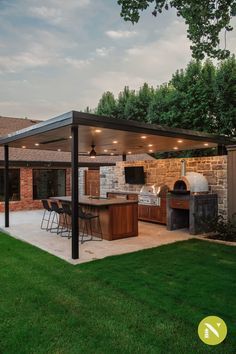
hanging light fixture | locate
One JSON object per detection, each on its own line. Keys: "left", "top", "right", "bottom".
{"left": 89, "top": 144, "right": 96, "bottom": 158}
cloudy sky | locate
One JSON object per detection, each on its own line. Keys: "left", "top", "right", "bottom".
{"left": 0, "top": 0, "right": 235, "bottom": 120}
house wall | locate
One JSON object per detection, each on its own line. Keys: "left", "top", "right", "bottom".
{"left": 0, "top": 167, "right": 71, "bottom": 212}
{"left": 108, "top": 156, "right": 228, "bottom": 218}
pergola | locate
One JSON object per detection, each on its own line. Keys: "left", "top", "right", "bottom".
{"left": 0, "top": 111, "right": 234, "bottom": 259}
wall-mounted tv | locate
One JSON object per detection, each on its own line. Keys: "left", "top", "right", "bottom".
{"left": 124, "top": 166, "right": 145, "bottom": 185}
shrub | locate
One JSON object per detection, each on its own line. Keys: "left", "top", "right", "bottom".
{"left": 197, "top": 214, "right": 236, "bottom": 242}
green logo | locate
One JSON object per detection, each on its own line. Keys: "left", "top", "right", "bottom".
{"left": 198, "top": 316, "right": 227, "bottom": 345}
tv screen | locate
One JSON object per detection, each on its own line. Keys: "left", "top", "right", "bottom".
{"left": 124, "top": 166, "right": 145, "bottom": 184}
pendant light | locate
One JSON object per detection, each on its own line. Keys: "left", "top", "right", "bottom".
{"left": 89, "top": 144, "right": 96, "bottom": 158}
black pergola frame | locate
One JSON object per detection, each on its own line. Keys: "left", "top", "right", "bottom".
{"left": 1, "top": 110, "right": 235, "bottom": 259}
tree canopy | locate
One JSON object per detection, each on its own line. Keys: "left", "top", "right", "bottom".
{"left": 95, "top": 56, "right": 236, "bottom": 138}
{"left": 117, "top": 0, "right": 236, "bottom": 60}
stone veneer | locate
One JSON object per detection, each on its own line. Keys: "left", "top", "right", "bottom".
{"left": 0, "top": 156, "right": 228, "bottom": 218}
{"left": 111, "top": 156, "right": 227, "bottom": 218}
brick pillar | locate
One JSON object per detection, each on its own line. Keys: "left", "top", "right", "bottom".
{"left": 21, "top": 168, "right": 33, "bottom": 201}
{"left": 66, "top": 168, "right": 71, "bottom": 195}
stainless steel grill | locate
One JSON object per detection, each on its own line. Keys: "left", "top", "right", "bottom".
{"left": 139, "top": 185, "right": 162, "bottom": 206}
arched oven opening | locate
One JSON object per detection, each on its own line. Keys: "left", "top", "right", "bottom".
{"left": 172, "top": 180, "right": 189, "bottom": 194}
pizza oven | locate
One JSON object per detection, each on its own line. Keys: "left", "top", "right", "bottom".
{"left": 167, "top": 160, "right": 218, "bottom": 235}
{"left": 170, "top": 160, "right": 209, "bottom": 194}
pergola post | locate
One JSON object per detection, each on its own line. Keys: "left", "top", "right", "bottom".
{"left": 4, "top": 145, "right": 9, "bottom": 227}
{"left": 71, "top": 126, "right": 79, "bottom": 259}
{"left": 227, "top": 145, "right": 236, "bottom": 220}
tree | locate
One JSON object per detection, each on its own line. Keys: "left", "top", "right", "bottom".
{"left": 124, "top": 83, "right": 155, "bottom": 122}
{"left": 116, "top": 86, "right": 133, "bottom": 119}
{"left": 118, "top": 0, "right": 236, "bottom": 60}
{"left": 215, "top": 55, "right": 236, "bottom": 135}
{"left": 96, "top": 91, "right": 117, "bottom": 117}
{"left": 95, "top": 56, "right": 236, "bottom": 137}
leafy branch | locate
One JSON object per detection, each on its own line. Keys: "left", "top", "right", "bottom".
{"left": 118, "top": 0, "right": 236, "bottom": 60}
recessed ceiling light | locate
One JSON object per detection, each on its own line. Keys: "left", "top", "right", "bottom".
{"left": 149, "top": 149, "right": 153, "bottom": 153}
{"left": 35, "top": 143, "right": 39, "bottom": 146}
{"left": 177, "top": 140, "right": 183, "bottom": 143}
{"left": 110, "top": 152, "right": 114, "bottom": 155}
{"left": 141, "top": 136, "right": 147, "bottom": 139}
{"left": 204, "top": 143, "right": 209, "bottom": 146}
{"left": 128, "top": 151, "right": 132, "bottom": 154}
{"left": 69, "top": 135, "right": 72, "bottom": 139}
{"left": 95, "top": 129, "right": 102, "bottom": 133}
{"left": 173, "top": 147, "right": 178, "bottom": 150}
{"left": 57, "top": 149, "right": 61, "bottom": 152}
{"left": 22, "top": 146, "right": 26, "bottom": 149}
{"left": 148, "top": 144, "right": 153, "bottom": 147}
{"left": 104, "top": 149, "right": 108, "bottom": 153}
{"left": 113, "top": 140, "right": 118, "bottom": 144}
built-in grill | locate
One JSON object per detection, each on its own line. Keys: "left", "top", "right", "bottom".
{"left": 139, "top": 185, "right": 161, "bottom": 206}
{"left": 139, "top": 185, "right": 168, "bottom": 206}
{"left": 167, "top": 160, "right": 218, "bottom": 235}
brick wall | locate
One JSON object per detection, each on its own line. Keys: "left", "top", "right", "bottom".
{"left": 0, "top": 168, "right": 71, "bottom": 212}
{"left": 113, "top": 156, "right": 228, "bottom": 217}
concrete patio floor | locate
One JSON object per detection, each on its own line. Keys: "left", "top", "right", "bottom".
{"left": 0, "top": 210, "right": 192, "bottom": 265}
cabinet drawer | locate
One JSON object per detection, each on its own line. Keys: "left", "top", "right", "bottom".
{"left": 170, "top": 199, "right": 189, "bottom": 210}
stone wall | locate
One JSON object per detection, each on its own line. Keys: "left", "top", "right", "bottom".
{"left": 112, "top": 156, "right": 228, "bottom": 217}
{"left": 100, "top": 166, "right": 116, "bottom": 197}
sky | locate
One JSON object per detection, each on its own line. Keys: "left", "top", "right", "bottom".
{"left": 0, "top": 0, "right": 235, "bottom": 120}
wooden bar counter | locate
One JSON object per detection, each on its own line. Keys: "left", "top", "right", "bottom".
{"left": 50, "top": 196, "right": 138, "bottom": 241}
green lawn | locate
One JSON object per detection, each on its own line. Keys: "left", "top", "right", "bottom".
{"left": 0, "top": 233, "right": 235, "bottom": 354}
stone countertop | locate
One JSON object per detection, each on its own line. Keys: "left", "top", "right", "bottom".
{"left": 107, "top": 190, "right": 139, "bottom": 195}
{"left": 50, "top": 196, "right": 138, "bottom": 206}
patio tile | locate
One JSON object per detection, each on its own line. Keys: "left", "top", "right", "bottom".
{"left": 0, "top": 210, "right": 192, "bottom": 265}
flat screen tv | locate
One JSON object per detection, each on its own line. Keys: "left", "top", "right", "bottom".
{"left": 124, "top": 166, "right": 145, "bottom": 184}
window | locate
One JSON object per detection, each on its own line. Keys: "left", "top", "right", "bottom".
{"left": 0, "top": 169, "right": 20, "bottom": 201}
{"left": 33, "top": 169, "right": 66, "bottom": 200}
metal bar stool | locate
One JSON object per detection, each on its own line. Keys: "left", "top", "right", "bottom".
{"left": 79, "top": 207, "right": 103, "bottom": 244}
{"left": 61, "top": 202, "right": 72, "bottom": 239}
{"left": 49, "top": 201, "right": 67, "bottom": 235}
{"left": 40, "top": 199, "right": 53, "bottom": 231}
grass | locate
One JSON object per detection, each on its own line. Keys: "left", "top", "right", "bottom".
{"left": 0, "top": 233, "right": 235, "bottom": 354}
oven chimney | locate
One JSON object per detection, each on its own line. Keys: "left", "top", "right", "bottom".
{"left": 181, "top": 159, "right": 186, "bottom": 177}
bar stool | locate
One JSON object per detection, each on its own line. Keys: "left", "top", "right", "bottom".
{"left": 50, "top": 201, "right": 67, "bottom": 235}
{"left": 40, "top": 199, "right": 53, "bottom": 231}
{"left": 79, "top": 208, "right": 103, "bottom": 244}
{"left": 61, "top": 202, "right": 72, "bottom": 239}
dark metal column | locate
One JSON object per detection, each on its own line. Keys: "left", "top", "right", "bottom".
{"left": 71, "top": 126, "right": 79, "bottom": 259}
{"left": 4, "top": 145, "right": 9, "bottom": 227}
{"left": 122, "top": 154, "right": 127, "bottom": 161}
{"left": 217, "top": 144, "right": 227, "bottom": 156}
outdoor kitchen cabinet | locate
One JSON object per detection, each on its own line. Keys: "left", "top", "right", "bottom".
{"left": 138, "top": 201, "right": 166, "bottom": 224}
{"left": 51, "top": 196, "right": 139, "bottom": 241}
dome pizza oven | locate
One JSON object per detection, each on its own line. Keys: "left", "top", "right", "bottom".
{"left": 171, "top": 172, "right": 209, "bottom": 194}
{"left": 167, "top": 160, "right": 218, "bottom": 235}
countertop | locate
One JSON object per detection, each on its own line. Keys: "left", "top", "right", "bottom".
{"left": 50, "top": 196, "right": 138, "bottom": 206}
{"left": 107, "top": 190, "right": 139, "bottom": 195}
